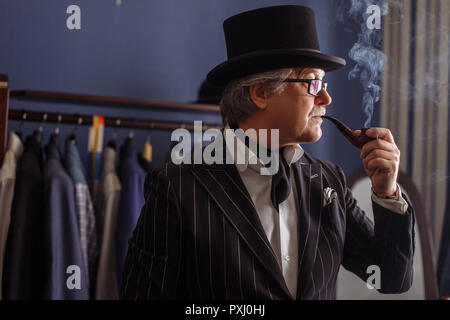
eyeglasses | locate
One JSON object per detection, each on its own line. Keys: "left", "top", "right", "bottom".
{"left": 283, "top": 79, "right": 328, "bottom": 97}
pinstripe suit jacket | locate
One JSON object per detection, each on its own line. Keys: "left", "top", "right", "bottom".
{"left": 120, "top": 147, "right": 415, "bottom": 300}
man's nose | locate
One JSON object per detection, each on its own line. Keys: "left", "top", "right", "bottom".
{"left": 316, "top": 89, "right": 332, "bottom": 106}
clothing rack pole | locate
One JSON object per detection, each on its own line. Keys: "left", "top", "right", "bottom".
{"left": 0, "top": 74, "right": 9, "bottom": 162}
{"left": 7, "top": 109, "right": 221, "bottom": 132}
{"left": 1, "top": 74, "right": 222, "bottom": 159}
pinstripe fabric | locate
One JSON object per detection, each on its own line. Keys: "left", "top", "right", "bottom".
{"left": 120, "top": 140, "right": 415, "bottom": 300}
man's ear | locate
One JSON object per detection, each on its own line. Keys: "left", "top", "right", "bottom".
{"left": 249, "top": 83, "right": 268, "bottom": 110}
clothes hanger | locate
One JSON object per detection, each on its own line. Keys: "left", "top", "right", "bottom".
{"left": 49, "top": 114, "right": 62, "bottom": 147}
{"left": 14, "top": 110, "right": 26, "bottom": 141}
{"left": 125, "top": 130, "right": 134, "bottom": 147}
{"left": 106, "top": 134, "right": 117, "bottom": 149}
{"left": 106, "top": 119, "right": 120, "bottom": 149}
{"left": 68, "top": 114, "right": 82, "bottom": 142}
{"left": 32, "top": 112, "right": 47, "bottom": 143}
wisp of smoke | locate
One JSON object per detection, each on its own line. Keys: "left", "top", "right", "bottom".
{"left": 336, "top": 0, "right": 396, "bottom": 127}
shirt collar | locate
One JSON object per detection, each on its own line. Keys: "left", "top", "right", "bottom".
{"left": 282, "top": 142, "right": 304, "bottom": 165}
{"left": 224, "top": 123, "right": 304, "bottom": 173}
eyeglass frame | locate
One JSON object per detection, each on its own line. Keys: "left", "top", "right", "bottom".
{"left": 283, "top": 79, "right": 328, "bottom": 97}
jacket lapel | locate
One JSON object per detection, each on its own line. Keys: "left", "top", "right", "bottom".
{"left": 191, "top": 161, "right": 292, "bottom": 299}
{"left": 294, "top": 160, "right": 324, "bottom": 299}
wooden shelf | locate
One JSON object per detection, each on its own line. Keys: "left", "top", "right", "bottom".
{"left": 9, "top": 90, "right": 221, "bottom": 113}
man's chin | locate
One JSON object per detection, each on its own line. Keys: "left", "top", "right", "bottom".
{"left": 297, "top": 129, "right": 322, "bottom": 144}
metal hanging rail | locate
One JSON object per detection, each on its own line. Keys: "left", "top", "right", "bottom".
{"left": 7, "top": 109, "right": 221, "bottom": 132}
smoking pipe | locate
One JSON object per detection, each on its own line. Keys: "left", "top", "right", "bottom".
{"left": 321, "top": 115, "right": 378, "bottom": 149}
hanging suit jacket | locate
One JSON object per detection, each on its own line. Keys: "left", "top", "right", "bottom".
{"left": 116, "top": 139, "right": 146, "bottom": 289}
{"left": 0, "top": 132, "right": 23, "bottom": 299}
{"left": 95, "top": 146, "right": 121, "bottom": 300}
{"left": 65, "top": 137, "right": 99, "bottom": 296}
{"left": 120, "top": 144, "right": 415, "bottom": 300}
{"left": 43, "top": 143, "right": 90, "bottom": 300}
{"left": 2, "top": 133, "right": 45, "bottom": 299}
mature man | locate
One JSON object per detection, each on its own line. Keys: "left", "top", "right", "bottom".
{"left": 121, "top": 5, "right": 414, "bottom": 300}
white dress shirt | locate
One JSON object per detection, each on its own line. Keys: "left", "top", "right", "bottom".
{"left": 223, "top": 125, "right": 408, "bottom": 298}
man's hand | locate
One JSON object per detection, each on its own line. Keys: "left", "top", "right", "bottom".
{"left": 357, "top": 128, "right": 400, "bottom": 197}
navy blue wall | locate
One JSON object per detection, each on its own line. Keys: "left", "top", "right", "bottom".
{"left": 0, "top": 0, "right": 374, "bottom": 175}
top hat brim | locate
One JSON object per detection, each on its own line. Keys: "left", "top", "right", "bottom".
{"left": 207, "top": 48, "right": 346, "bottom": 86}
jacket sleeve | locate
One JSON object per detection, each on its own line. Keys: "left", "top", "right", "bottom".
{"left": 120, "top": 166, "right": 182, "bottom": 299}
{"left": 337, "top": 165, "right": 415, "bottom": 294}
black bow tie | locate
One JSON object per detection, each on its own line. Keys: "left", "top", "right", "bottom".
{"left": 270, "top": 146, "right": 291, "bottom": 209}
{"left": 229, "top": 123, "right": 291, "bottom": 210}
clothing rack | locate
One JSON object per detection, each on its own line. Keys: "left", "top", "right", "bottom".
{"left": 0, "top": 73, "right": 222, "bottom": 160}
{"left": 7, "top": 110, "right": 220, "bottom": 134}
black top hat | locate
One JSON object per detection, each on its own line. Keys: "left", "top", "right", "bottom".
{"left": 207, "top": 5, "right": 346, "bottom": 86}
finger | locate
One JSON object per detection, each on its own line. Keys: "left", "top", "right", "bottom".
{"left": 364, "top": 127, "right": 395, "bottom": 144}
{"left": 363, "top": 155, "right": 398, "bottom": 174}
{"left": 365, "top": 157, "right": 397, "bottom": 172}
{"left": 360, "top": 139, "right": 399, "bottom": 158}
{"left": 362, "top": 148, "right": 399, "bottom": 162}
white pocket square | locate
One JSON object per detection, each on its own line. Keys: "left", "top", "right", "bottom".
{"left": 323, "top": 187, "right": 337, "bottom": 207}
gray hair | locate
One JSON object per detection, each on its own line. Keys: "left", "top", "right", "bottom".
{"left": 219, "top": 68, "right": 296, "bottom": 125}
